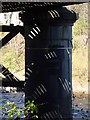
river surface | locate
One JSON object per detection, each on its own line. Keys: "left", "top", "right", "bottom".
{"left": 0, "top": 87, "right": 90, "bottom": 119}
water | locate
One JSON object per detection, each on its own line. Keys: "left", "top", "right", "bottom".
{"left": 72, "top": 105, "right": 90, "bottom": 119}
{"left": 0, "top": 87, "right": 89, "bottom": 119}
{"left": 0, "top": 87, "right": 25, "bottom": 119}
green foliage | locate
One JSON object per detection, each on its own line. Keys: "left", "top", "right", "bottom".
{"left": 1, "top": 49, "right": 18, "bottom": 71}
{"left": 24, "top": 100, "right": 38, "bottom": 119}
{"left": 73, "top": 17, "right": 88, "bottom": 37}
{"left": 0, "top": 46, "right": 25, "bottom": 72}
{"left": 72, "top": 17, "right": 88, "bottom": 50}
{"left": 24, "top": 100, "right": 38, "bottom": 114}
{"left": 0, "top": 100, "right": 38, "bottom": 120}
{"left": 17, "top": 109, "right": 21, "bottom": 118}
{"left": 70, "top": 3, "right": 88, "bottom": 50}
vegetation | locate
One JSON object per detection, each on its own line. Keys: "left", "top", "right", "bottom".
{"left": 69, "top": 3, "right": 88, "bottom": 92}
{"left": 70, "top": 3, "right": 88, "bottom": 50}
{"left": 0, "top": 33, "right": 25, "bottom": 73}
{"left": 0, "top": 100, "right": 38, "bottom": 120}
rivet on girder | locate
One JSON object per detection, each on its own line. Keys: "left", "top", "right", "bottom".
{"left": 30, "top": 63, "right": 34, "bottom": 66}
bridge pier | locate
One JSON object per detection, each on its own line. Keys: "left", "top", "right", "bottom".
{"left": 23, "top": 7, "right": 77, "bottom": 120}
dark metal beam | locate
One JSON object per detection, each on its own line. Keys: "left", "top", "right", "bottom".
{"left": 0, "top": 25, "right": 24, "bottom": 48}
{"left": 1, "top": 64, "right": 19, "bottom": 82}
{"left": 1, "top": 2, "right": 89, "bottom": 13}
{"left": 0, "top": 64, "right": 24, "bottom": 88}
{"left": 0, "top": 31, "right": 19, "bottom": 48}
{"left": 0, "top": 78, "right": 24, "bottom": 88}
{"left": 0, "top": 25, "right": 24, "bottom": 32}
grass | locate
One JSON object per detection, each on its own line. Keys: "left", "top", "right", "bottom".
{"left": 0, "top": 44, "right": 25, "bottom": 73}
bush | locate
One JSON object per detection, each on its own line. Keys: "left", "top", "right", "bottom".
{"left": 0, "top": 100, "right": 38, "bottom": 120}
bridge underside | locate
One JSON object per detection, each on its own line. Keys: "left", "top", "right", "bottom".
{"left": 0, "top": 1, "right": 89, "bottom": 13}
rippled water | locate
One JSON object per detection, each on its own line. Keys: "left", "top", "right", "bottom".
{"left": 0, "top": 87, "right": 89, "bottom": 119}
{"left": 0, "top": 87, "right": 25, "bottom": 119}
